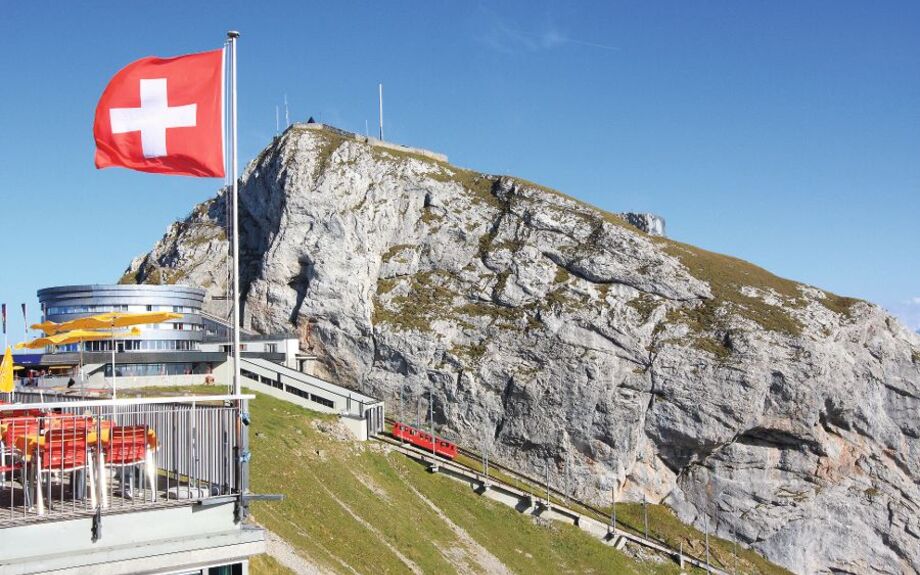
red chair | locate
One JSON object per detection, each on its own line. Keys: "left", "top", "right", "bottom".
{"left": 103, "top": 426, "right": 151, "bottom": 500}
{"left": 36, "top": 428, "right": 89, "bottom": 506}
{"left": 40, "top": 428, "right": 88, "bottom": 470}
{"left": 2, "top": 416, "right": 40, "bottom": 454}
{"left": 1, "top": 416, "right": 40, "bottom": 500}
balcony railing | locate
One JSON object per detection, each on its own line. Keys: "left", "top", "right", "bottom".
{"left": 0, "top": 394, "right": 250, "bottom": 527}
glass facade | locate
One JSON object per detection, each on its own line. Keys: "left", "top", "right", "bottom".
{"left": 38, "top": 285, "right": 207, "bottom": 356}
{"left": 45, "top": 304, "right": 200, "bottom": 315}
{"left": 103, "top": 362, "right": 215, "bottom": 377}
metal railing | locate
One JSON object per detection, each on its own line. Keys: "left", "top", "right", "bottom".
{"left": 0, "top": 395, "right": 250, "bottom": 526}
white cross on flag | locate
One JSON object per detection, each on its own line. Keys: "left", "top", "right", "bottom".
{"left": 94, "top": 49, "right": 224, "bottom": 177}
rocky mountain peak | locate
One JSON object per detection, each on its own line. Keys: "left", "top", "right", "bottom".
{"left": 122, "top": 123, "right": 920, "bottom": 574}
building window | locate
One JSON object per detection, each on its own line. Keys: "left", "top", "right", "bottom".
{"left": 309, "top": 394, "right": 335, "bottom": 409}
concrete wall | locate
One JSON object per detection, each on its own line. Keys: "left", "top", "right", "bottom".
{"left": 241, "top": 377, "right": 369, "bottom": 441}
{"left": 1, "top": 501, "right": 264, "bottom": 575}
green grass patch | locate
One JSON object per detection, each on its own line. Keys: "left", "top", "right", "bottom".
{"left": 658, "top": 240, "right": 805, "bottom": 337}
{"left": 399, "top": 457, "right": 681, "bottom": 575}
{"left": 602, "top": 503, "right": 793, "bottom": 575}
{"left": 246, "top": 393, "right": 686, "bottom": 574}
{"left": 124, "top": 387, "right": 787, "bottom": 574}
{"left": 553, "top": 267, "right": 571, "bottom": 284}
{"left": 627, "top": 294, "right": 659, "bottom": 323}
{"left": 373, "top": 270, "right": 458, "bottom": 332}
{"left": 381, "top": 244, "right": 414, "bottom": 263}
{"left": 249, "top": 554, "right": 296, "bottom": 575}
{"left": 819, "top": 292, "right": 861, "bottom": 318}
{"left": 118, "top": 270, "right": 138, "bottom": 284}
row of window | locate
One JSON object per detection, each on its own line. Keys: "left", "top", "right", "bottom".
{"left": 62, "top": 339, "right": 201, "bottom": 352}
{"left": 46, "top": 304, "right": 200, "bottom": 315}
{"left": 102, "top": 362, "right": 213, "bottom": 377}
{"left": 240, "top": 368, "right": 336, "bottom": 409}
{"left": 220, "top": 343, "right": 278, "bottom": 353}
{"left": 287, "top": 386, "right": 336, "bottom": 409}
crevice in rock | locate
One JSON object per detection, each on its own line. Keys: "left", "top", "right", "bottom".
{"left": 493, "top": 418, "right": 505, "bottom": 441}
{"left": 880, "top": 381, "right": 920, "bottom": 401}
{"left": 581, "top": 324, "right": 646, "bottom": 367}
{"left": 732, "top": 426, "right": 826, "bottom": 456}
{"left": 288, "top": 254, "right": 316, "bottom": 325}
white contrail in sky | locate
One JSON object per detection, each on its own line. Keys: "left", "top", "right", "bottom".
{"left": 476, "top": 8, "right": 619, "bottom": 54}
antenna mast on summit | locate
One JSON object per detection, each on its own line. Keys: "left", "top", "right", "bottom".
{"left": 275, "top": 105, "right": 279, "bottom": 134}
{"left": 284, "top": 94, "right": 290, "bottom": 128}
{"left": 378, "top": 83, "right": 384, "bottom": 140}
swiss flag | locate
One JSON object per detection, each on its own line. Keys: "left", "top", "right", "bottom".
{"left": 94, "top": 49, "right": 224, "bottom": 177}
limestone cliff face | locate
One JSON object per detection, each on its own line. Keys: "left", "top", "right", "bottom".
{"left": 123, "top": 125, "right": 920, "bottom": 575}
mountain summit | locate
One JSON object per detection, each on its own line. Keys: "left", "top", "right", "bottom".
{"left": 123, "top": 124, "right": 920, "bottom": 574}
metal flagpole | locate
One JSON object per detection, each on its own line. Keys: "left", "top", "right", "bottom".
{"left": 227, "top": 30, "right": 250, "bottom": 521}
{"left": 228, "top": 31, "right": 241, "bottom": 398}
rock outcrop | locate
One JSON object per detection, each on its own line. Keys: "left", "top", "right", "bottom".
{"left": 122, "top": 124, "right": 920, "bottom": 575}
{"left": 619, "top": 212, "right": 666, "bottom": 237}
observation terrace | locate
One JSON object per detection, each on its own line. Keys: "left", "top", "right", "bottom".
{"left": 0, "top": 391, "right": 264, "bottom": 575}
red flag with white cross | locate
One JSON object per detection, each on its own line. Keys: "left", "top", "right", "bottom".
{"left": 94, "top": 49, "right": 224, "bottom": 177}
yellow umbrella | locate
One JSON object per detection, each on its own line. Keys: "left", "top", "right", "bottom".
{"left": 31, "top": 320, "right": 65, "bottom": 335}
{"left": 32, "top": 311, "right": 182, "bottom": 334}
{"left": 31, "top": 312, "right": 182, "bottom": 400}
{"left": 1, "top": 346, "right": 14, "bottom": 393}
{"left": 15, "top": 327, "right": 142, "bottom": 349}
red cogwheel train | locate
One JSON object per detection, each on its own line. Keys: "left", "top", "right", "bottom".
{"left": 391, "top": 421, "right": 458, "bottom": 459}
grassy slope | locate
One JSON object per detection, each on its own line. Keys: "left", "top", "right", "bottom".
{"left": 126, "top": 386, "right": 788, "bottom": 575}
{"left": 453, "top": 455, "right": 792, "bottom": 575}
{"left": 247, "top": 392, "right": 682, "bottom": 575}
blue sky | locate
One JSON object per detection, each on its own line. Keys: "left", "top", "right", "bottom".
{"left": 1, "top": 1, "right": 918, "bottom": 342}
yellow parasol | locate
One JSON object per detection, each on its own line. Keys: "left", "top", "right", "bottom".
{"left": 30, "top": 312, "right": 182, "bottom": 400}
{"left": 32, "top": 311, "right": 182, "bottom": 334}
{"left": 1, "top": 346, "right": 14, "bottom": 393}
{"left": 15, "top": 327, "right": 142, "bottom": 349}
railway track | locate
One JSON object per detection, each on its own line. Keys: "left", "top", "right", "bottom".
{"left": 376, "top": 419, "right": 733, "bottom": 574}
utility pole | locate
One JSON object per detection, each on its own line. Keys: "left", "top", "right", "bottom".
{"left": 544, "top": 461, "right": 550, "bottom": 504}
{"left": 733, "top": 522, "right": 738, "bottom": 575}
{"left": 428, "top": 382, "right": 440, "bottom": 473}
{"left": 564, "top": 458, "right": 570, "bottom": 502}
{"left": 481, "top": 435, "right": 490, "bottom": 486}
{"left": 705, "top": 520, "right": 711, "bottom": 574}
{"left": 643, "top": 493, "right": 649, "bottom": 540}
{"left": 610, "top": 486, "right": 617, "bottom": 538}
{"left": 429, "top": 382, "right": 435, "bottom": 458}
{"left": 284, "top": 94, "right": 290, "bottom": 128}
{"left": 378, "top": 83, "right": 384, "bottom": 140}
